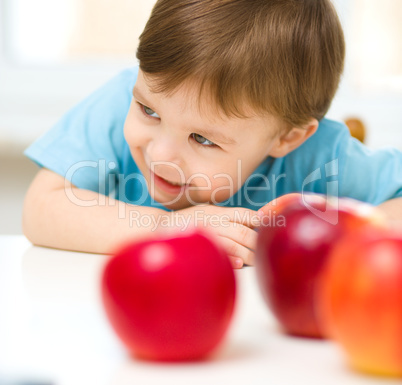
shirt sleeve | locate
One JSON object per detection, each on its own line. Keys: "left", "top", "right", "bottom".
{"left": 24, "top": 67, "right": 138, "bottom": 195}
{"left": 338, "top": 135, "right": 402, "bottom": 204}
{"left": 276, "top": 118, "right": 402, "bottom": 206}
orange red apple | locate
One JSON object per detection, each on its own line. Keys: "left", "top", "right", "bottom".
{"left": 318, "top": 230, "right": 402, "bottom": 377}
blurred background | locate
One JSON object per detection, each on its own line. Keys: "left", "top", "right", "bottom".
{"left": 0, "top": 0, "right": 401, "bottom": 234}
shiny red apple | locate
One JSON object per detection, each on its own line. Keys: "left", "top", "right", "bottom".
{"left": 318, "top": 230, "right": 402, "bottom": 377}
{"left": 255, "top": 193, "right": 384, "bottom": 338}
{"left": 101, "top": 230, "right": 236, "bottom": 361}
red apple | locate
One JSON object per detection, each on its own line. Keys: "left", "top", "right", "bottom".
{"left": 101, "top": 230, "right": 236, "bottom": 361}
{"left": 318, "top": 230, "right": 402, "bottom": 377}
{"left": 260, "top": 193, "right": 304, "bottom": 215}
{"left": 255, "top": 194, "right": 385, "bottom": 338}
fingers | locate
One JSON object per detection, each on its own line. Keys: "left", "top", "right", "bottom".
{"left": 195, "top": 206, "right": 259, "bottom": 267}
{"left": 210, "top": 206, "right": 261, "bottom": 229}
{"left": 212, "top": 222, "right": 257, "bottom": 267}
{"left": 229, "top": 256, "right": 244, "bottom": 269}
{"left": 219, "top": 235, "right": 255, "bottom": 266}
{"left": 182, "top": 205, "right": 260, "bottom": 267}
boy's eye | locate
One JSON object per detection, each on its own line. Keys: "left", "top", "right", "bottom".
{"left": 142, "top": 105, "right": 160, "bottom": 119}
{"left": 191, "top": 133, "right": 216, "bottom": 147}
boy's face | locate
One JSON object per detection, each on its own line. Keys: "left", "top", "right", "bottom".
{"left": 124, "top": 69, "right": 283, "bottom": 210}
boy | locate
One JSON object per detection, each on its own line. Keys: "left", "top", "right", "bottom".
{"left": 23, "top": 0, "right": 402, "bottom": 268}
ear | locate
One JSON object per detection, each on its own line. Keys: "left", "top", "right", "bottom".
{"left": 268, "top": 118, "right": 318, "bottom": 158}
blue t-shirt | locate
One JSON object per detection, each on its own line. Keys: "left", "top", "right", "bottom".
{"left": 25, "top": 66, "right": 402, "bottom": 210}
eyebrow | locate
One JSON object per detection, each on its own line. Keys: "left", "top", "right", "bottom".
{"left": 133, "top": 86, "right": 156, "bottom": 110}
{"left": 132, "top": 86, "right": 237, "bottom": 146}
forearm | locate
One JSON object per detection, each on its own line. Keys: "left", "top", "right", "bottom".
{"left": 377, "top": 197, "right": 402, "bottom": 223}
{"left": 22, "top": 169, "right": 260, "bottom": 267}
{"left": 23, "top": 174, "right": 166, "bottom": 254}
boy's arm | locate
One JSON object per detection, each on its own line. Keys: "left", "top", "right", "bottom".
{"left": 23, "top": 169, "right": 258, "bottom": 267}
{"left": 377, "top": 197, "right": 402, "bottom": 222}
{"left": 23, "top": 168, "right": 167, "bottom": 254}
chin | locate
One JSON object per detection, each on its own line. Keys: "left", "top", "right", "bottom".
{"left": 161, "top": 200, "right": 193, "bottom": 211}
{"left": 152, "top": 192, "right": 218, "bottom": 211}
{"left": 150, "top": 191, "right": 193, "bottom": 211}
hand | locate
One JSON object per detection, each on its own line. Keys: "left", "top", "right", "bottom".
{"left": 169, "top": 205, "right": 261, "bottom": 269}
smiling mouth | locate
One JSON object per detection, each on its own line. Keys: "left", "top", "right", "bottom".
{"left": 150, "top": 171, "right": 190, "bottom": 193}
{"left": 159, "top": 175, "right": 188, "bottom": 187}
{"left": 164, "top": 179, "right": 188, "bottom": 187}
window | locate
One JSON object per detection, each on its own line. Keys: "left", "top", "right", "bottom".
{"left": 0, "top": 0, "right": 155, "bottom": 151}
{"left": 3, "top": 0, "right": 155, "bottom": 64}
{"left": 349, "top": 0, "right": 402, "bottom": 91}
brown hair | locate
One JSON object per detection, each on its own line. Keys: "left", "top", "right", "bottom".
{"left": 136, "top": 0, "right": 345, "bottom": 128}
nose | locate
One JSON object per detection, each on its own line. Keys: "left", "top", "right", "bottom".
{"left": 146, "top": 134, "right": 187, "bottom": 182}
{"left": 146, "top": 132, "right": 182, "bottom": 165}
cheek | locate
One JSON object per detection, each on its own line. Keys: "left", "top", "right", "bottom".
{"left": 124, "top": 110, "right": 147, "bottom": 149}
{"left": 188, "top": 163, "right": 242, "bottom": 202}
{"left": 207, "top": 155, "right": 266, "bottom": 195}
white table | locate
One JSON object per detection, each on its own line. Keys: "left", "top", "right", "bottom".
{"left": 0, "top": 235, "right": 398, "bottom": 385}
